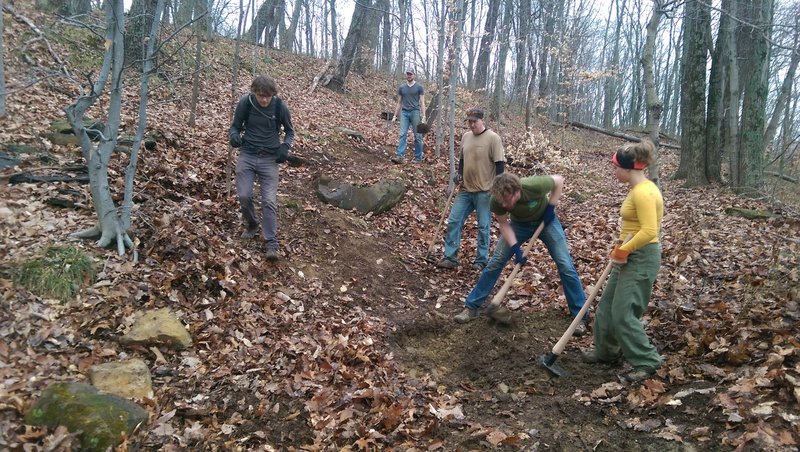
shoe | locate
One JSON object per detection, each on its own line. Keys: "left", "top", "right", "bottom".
{"left": 623, "top": 368, "right": 656, "bottom": 383}
{"left": 454, "top": 308, "right": 479, "bottom": 323}
{"left": 241, "top": 227, "right": 258, "bottom": 240}
{"left": 265, "top": 248, "right": 279, "bottom": 262}
{"left": 391, "top": 157, "right": 404, "bottom": 164}
{"left": 581, "top": 349, "right": 622, "bottom": 365}
{"left": 436, "top": 258, "right": 458, "bottom": 269}
{"left": 471, "top": 262, "right": 486, "bottom": 271}
{"left": 573, "top": 320, "right": 588, "bottom": 337}
{"left": 412, "top": 158, "right": 424, "bottom": 164}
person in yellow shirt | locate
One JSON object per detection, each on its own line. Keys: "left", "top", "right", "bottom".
{"left": 583, "top": 139, "right": 663, "bottom": 383}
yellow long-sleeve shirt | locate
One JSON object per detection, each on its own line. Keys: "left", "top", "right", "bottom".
{"left": 619, "top": 180, "right": 663, "bottom": 252}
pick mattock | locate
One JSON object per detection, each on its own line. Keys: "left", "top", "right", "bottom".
{"left": 484, "top": 221, "right": 546, "bottom": 324}
{"left": 424, "top": 181, "right": 459, "bottom": 263}
{"left": 538, "top": 234, "right": 633, "bottom": 377}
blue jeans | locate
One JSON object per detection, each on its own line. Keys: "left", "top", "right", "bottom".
{"left": 236, "top": 152, "right": 280, "bottom": 250}
{"left": 397, "top": 109, "right": 423, "bottom": 160}
{"left": 464, "top": 218, "right": 586, "bottom": 317}
{"left": 442, "top": 191, "right": 491, "bottom": 266}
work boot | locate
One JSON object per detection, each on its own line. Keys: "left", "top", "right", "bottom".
{"left": 436, "top": 258, "right": 458, "bottom": 269}
{"left": 265, "top": 247, "right": 279, "bottom": 262}
{"left": 622, "top": 367, "right": 657, "bottom": 383}
{"left": 241, "top": 226, "right": 258, "bottom": 240}
{"left": 581, "top": 349, "right": 622, "bottom": 366}
{"left": 471, "top": 262, "right": 486, "bottom": 271}
{"left": 391, "top": 157, "right": 404, "bottom": 164}
{"left": 454, "top": 308, "right": 479, "bottom": 324}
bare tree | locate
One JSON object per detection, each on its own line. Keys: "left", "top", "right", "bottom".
{"left": 66, "top": 0, "right": 165, "bottom": 255}
{"left": 473, "top": 0, "right": 500, "bottom": 91}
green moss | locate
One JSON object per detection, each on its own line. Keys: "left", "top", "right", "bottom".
{"left": 25, "top": 382, "right": 148, "bottom": 452}
{"left": 13, "top": 245, "right": 96, "bottom": 301}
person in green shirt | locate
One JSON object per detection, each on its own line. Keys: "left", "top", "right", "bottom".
{"left": 454, "top": 173, "right": 588, "bottom": 337}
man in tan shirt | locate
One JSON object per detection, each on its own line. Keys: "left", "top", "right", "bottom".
{"left": 436, "top": 108, "right": 505, "bottom": 270}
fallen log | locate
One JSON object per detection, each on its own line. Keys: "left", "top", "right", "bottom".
{"left": 564, "top": 121, "right": 681, "bottom": 150}
{"left": 764, "top": 171, "right": 798, "bottom": 184}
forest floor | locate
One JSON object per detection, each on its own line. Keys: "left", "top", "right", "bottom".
{"left": 1, "top": 5, "right": 799, "bottom": 451}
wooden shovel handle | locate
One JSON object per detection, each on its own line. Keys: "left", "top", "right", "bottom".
{"left": 426, "top": 182, "right": 459, "bottom": 255}
{"left": 551, "top": 233, "right": 634, "bottom": 355}
{"left": 488, "top": 221, "right": 547, "bottom": 309}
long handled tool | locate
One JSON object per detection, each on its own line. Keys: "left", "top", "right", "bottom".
{"left": 538, "top": 234, "right": 632, "bottom": 377}
{"left": 424, "top": 181, "right": 459, "bottom": 263}
{"left": 485, "top": 221, "right": 546, "bottom": 324}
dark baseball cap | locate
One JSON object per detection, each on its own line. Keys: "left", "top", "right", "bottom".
{"left": 466, "top": 108, "right": 485, "bottom": 121}
{"left": 405, "top": 68, "right": 415, "bottom": 75}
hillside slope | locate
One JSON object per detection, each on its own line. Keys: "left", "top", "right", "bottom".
{"left": 1, "top": 6, "right": 798, "bottom": 450}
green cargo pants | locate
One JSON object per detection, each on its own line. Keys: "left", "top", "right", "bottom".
{"left": 592, "top": 243, "right": 662, "bottom": 370}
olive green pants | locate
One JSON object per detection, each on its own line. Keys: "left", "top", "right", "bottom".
{"left": 593, "top": 243, "right": 662, "bottom": 370}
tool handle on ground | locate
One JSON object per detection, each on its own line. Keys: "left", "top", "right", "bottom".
{"left": 426, "top": 182, "right": 459, "bottom": 255}
{"left": 488, "top": 221, "right": 546, "bottom": 309}
{"left": 550, "top": 233, "right": 634, "bottom": 355}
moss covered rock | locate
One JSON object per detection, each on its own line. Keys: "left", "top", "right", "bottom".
{"left": 25, "top": 382, "right": 149, "bottom": 451}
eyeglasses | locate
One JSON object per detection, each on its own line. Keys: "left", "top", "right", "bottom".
{"left": 467, "top": 119, "right": 478, "bottom": 124}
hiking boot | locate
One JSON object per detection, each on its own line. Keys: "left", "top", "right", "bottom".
{"left": 581, "top": 349, "right": 622, "bottom": 366}
{"left": 623, "top": 367, "right": 657, "bottom": 383}
{"left": 391, "top": 157, "right": 404, "bottom": 164}
{"left": 454, "top": 308, "right": 479, "bottom": 324}
{"left": 265, "top": 247, "right": 279, "bottom": 262}
{"left": 241, "top": 227, "right": 258, "bottom": 240}
{"left": 471, "top": 262, "right": 486, "bottom": 271}
{"left": 436, "top": 258, "right": 458, "bottom": 269}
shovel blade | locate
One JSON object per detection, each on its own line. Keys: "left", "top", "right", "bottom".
{"left": 538, "top": 352, "right": 568, "bottom": 377}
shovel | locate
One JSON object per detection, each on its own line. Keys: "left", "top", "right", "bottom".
{"left": 538, "top": 234, "right": 633, "bottom": 377}
{"left": 424, "top": 181, "right": 459, "bottom": 263}
{"left": 484, "top": 221, "right": 546, "bottom": 324}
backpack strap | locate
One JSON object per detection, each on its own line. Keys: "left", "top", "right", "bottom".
{"left": 245, "top": 94, "right": 283, "bottom": 136}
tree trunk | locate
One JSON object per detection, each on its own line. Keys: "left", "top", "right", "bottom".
{"left": 326, "top": 0, "right": 371, "bottom": 92}
{"left": 512, "top": 0, "right": 531, "bottom": 105}
{"left": 723, "top": 0, "right": 740, "bottom": 186}
{"left": 473, "top": 0, "right": 500, "bottom": 91}
{"left": 282, "top": 0, "right": 304, "bottom": 51}
{"left": 642, "top": 0, "right": 663, "bottom": 187}
{"left": 536, "top": 0, "right": 558, "bottom": 116}
{"left": 491, "top": 0, "right": 512, "bottom": 121}
{"left": 0, "top": 0, "right": 6, "bottom": 118}
{"left": 329, "top": 0, "right": 338, "bottom": 58}
{"left": 432, "top": 0, "right": 448, "bottom": 156}
{"left": 675, "top": 0, "right": 710, "bottom": 186}
{"left": 380, "top": 2, "right": 391, "bottom": 71}
{"left": 736, "top": 0, "right": 774, "bottom": 195}
{"left": 763, "top": 15, "right": 799, "bottom": 155}
{"left": 353, "top": 0, "right": 381, "bottom": 75}
{"left": 447, "top": 0, "right": 466, "bottom": 189}
{"left": 125, "top": 0, "right": 160, "bottom": 70}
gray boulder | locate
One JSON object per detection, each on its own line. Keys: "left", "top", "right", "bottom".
{"left": 317, "top": 176, "right": 406, "bottom": 214}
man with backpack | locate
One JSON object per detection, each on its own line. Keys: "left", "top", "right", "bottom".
{"left": 229, "top": 75, "right": 295, "bottom": 261}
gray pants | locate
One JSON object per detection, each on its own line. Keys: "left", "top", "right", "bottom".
{"left": 236, "top": 152, "right": 279, "bottom": 250}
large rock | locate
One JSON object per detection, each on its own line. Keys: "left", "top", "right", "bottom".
{"left": 25, "top": 382, "right": 149, "bottom": 452}
{"left": 90, "top": 359, "right": 154, "bottom": 400}
{"left": 120, "top": 308, "right": 192, "bottom": 350}
{"left": 316, "top": 176, "right": 406, "bottom": 214}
